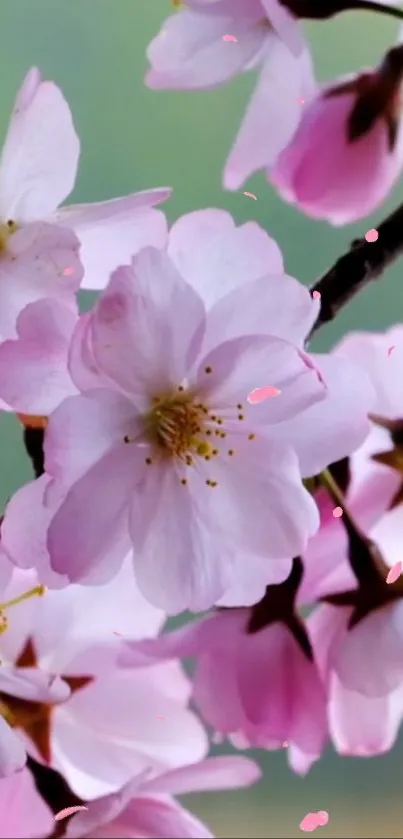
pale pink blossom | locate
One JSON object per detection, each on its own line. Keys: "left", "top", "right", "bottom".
{"left": 299, "top": 327, "right": 403, "bottom": 603}
{"left": 270, "top": 67, "right": 403, "bottom": 225}
{"left": 146, "top": 1, "right": 316, "bottom": 190}
{"left": 0, "top": 563, "right": 207, "bottom": 799}
{"left": 0, "top": 67, "right": 171, "bottom": 290}
{"left": 0, "top": 210, "right": 373, "bottom": 610}
{"left": 0, "top": 768, "right": 53, "bottom": 838}
{"left": 121, "top": 609, "right": 328, "bottom": 775}
{"left": 309, "top": 596, "right": 403, "bottom": 758}
{"left": 40, "top": 245, "right": 330, "bottom": 613}
{"left": 66, "top": 756, "right": 260, "bottom": 839}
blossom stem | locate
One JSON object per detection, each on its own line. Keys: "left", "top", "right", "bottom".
{"left": 308, "top": 200, "right": 403, "bottom": 338}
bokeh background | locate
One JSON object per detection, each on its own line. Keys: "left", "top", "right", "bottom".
{"left": 0, "top": 2, "right": 402, "bottom": 836}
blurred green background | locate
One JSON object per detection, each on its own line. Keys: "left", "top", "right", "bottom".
{"left": 0, "top": 1, "right": 403, "bottom": 836}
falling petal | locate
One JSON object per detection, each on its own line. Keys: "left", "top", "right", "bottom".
{"left": 300, "top": 813, "right": 319, "bottom": 832}
{"left": 332, "top": 506, "right": 343, "bottom": 518}
{"left": 315, "top": 811, "right": 329, "bottom": 826}
{"left": 243, "top": 191, "right": 257, "bottom": 200}
{"left": 312, "top": 291, "right": 321, "bottom": 300}
{"left": 247, "top": 386, "right": 281, "bottom": 404}
{"left": 386, "top": 562, "right": 402, "bottom": 584}
{"left": 387, "top": 345, "right": 395, "bottom": 357}
{"left": 365, "top": 228, "right": 379, "bottom": 243}
{"left": 222, "top": 34, "right": 238, "bottom": 42}
{"left": 54, "top": 806, "right": 88, "bottom": 822}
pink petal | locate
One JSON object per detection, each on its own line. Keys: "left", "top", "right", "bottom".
{"left": 146, "top": 4, "right": 267, "bottom": 90}
{"left": 329, "top": 674, "right": 403, "bottom": 757}
{"left": 90, "top": 248, "right": 206, "bottom": 397}
{"left": 247, "top": 385, "right": 281, "bottom": 404}
{"left": 196, "top": 435, "right": 320, "bottom": 559}
{"left": 168, "top": 209, "right": 284, "bottom": 309}
{"left": 0, "top": 299, "right": 77, "bottom": 415}
{"left": 54, "top": 806, "right": 88, "bottom": 822}
{"left": 116, "top": 796, "right": 214, "bottom": 839}
{"left": 0, "top": 222, "right": 82, "bottom": 342}
{"left": 0, "top": 70, "right": 79, "bottom": 221}
{"left": 331, "top": 603, "right": 403, "bottom": 696}
{"left": 0, "top": 768, "right": 54, "bottom": 837}
{"left": 45, "top": 389, "right": 141, "bottom": 487}
{"left": 195, "top": 334, "right": 325, "bottom": 424}
{"left": 268, "top": 352, "right": 375, "bottom": 477}
{"left": 129, "top": 462, "right": 232, "bottom": 613}
{"left": 203, "top": 272, "right": 319, "bottom": 352}
{"left": 386, "top": 562, "right": 402, "bottom": 584}
{"left": 47, "top": 445, "right": 138, "bottom": 583}
{"left": 1, "top": 475, "right": 70, "bottom": 589}
{"left": 54, "top": 195, "right": 170, "bottom": 291}
{"left": 0, "top": 718, "right": 26, "bottom": 777}
{"left": 53, "top": 663, "right": 207, "bottom": 799}
{"left": 143, "top": 756, "right": 261, "bottom": 796}
{"left": 224, "top": 41, "right": 316, "bottom": 189}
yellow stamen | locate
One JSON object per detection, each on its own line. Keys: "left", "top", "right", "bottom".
{"left": 0, "top": 585, "right": 46, "bottom": 613}
{"left": 0, "top": 220, "right": 17, "bottom": 252}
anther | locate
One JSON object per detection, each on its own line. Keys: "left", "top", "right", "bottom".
{"left": 248, "top": 434, "right": 256, "bottom": 440}
{"left": 238, "top": 414, "right": 244, "bottom": 421}
{"left": 181, "top": 478, "right": 187, "bottom": 485}
{"left": 228, "top": 449, "right": 234, "bottom": 456}
{"left": 237, "top": 404, "right": 243, "bottom": 410}
{"left": 204, "top": 366, "right": 213, "bottom": 374}
{"left": 145, "top": 457, "right": 152, "bottom": 465}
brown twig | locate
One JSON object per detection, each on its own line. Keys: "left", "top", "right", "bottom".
{"left": 309, "top": 200, "right": 403, "bottom": 338}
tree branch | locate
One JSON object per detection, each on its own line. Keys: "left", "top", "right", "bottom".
{"left": 309, "top": 200, "right": 403, "bottom": 338}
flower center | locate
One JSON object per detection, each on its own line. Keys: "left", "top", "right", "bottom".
{"left": 0, "top": 219, "right": 18, "bottom": 252}
{"left": 142, "top": 391, "right": 211, "bottom": 461}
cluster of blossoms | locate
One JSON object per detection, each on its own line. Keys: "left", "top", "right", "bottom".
{"left": 2, "top": 0, "right": 403, "bottom": 836}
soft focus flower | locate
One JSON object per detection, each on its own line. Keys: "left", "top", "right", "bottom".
{"left": 0, "top": 67, "right": 171, "bottom": 290}
{"left": 146, "top": 1, "right": 316, "bottom": 190}
{"left": 270, "top": 48, "right": 403, "bottom": 225}
{"left": 0, "top": 562, "right": 207, "bottom": 799}
{"left": 66, "top": 756, "right": 261, "bottom": 839}
{"left": 121, "top": 603, "right": 328, "bottom": 775}
{"left": 0, "top": 768, "right": 53, "bottom": 838}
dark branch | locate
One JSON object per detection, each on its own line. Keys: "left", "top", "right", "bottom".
{"left": 309, "top": 200, "right": 403, "bottom": 338}
{"left": 23, "top": 426, "right": 45, "bottom": 478}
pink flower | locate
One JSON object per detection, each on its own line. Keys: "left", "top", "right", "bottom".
{"left": 121, "top": 608, "right": 328, "bottom": 775}
{"left": 0, "top": 563, "right": 207, "bottom": 799}
{"left": 65, "top": 756, "right": 260, "bottom": 839}
{"left": 270, "top": 60, "right": 403, "bottom": 225}
{"left": 299, "top": 327, "right": 403, "bottom": 603}
{"left": 0, "top": 768, "right": 53, "bottom": 838}
{"left": 41, "top": 244, "right": 330, "bottom": 613}
{"left": 0, "top": 67, "right": 171, "bottom": 290}
{"left": 309, "top": 598, "right": 403, "bottom": 757}
{"left": 146, "top": 1, "right": 316, "bottom": 190}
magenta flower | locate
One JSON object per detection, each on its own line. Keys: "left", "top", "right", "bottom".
{"left": 0, "top": 68, "right": 171, "bottom": 290}
{"left": 121, "top": 607, "right": 328, "bottom": 776}
{"left": 146, "top": 1, "right": 316, "bottom": 190}
{"left": 270, "top": 59, "right": 403, "bottom": 225}
{"left": 65, "top": 756, "right": 260, "bottom": 839}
